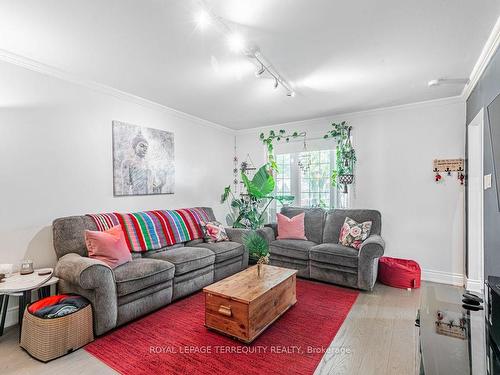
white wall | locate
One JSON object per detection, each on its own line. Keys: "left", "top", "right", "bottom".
{"left": 237, "top": 98, "right": 466, "bottom": 283}
{"left": 0, "top": 60, "right": 234, "bottom": 269}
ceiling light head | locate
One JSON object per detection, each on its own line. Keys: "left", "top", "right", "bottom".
{"left": 255, "top": 64, "right": 265, "bottom": 77}
{"left": 195, "top": 10, "right": 211, "bottom": 30}
{"left": 227, "top": 33, "right": 245, "bottom": 53}
{"left": 428, "top": 79, "right": 440, "bottom": 87}
{"left": 287, "top": 90, "right": 296, "bottom": 97}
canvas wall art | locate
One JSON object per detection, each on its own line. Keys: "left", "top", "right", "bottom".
{"left": 112, "top": 121, "right": 175, "bottom": 196}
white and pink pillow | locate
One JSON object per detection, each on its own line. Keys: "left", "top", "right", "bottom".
{"left": 276, "top": 212, "right": 307, "bottom": 240}
{"left": 85, "top": 225, "right": 132, "bottom": 268}
{"left": 338, "top": 217, "right": 372, "bottom": 249}
{"left": 201, "top": 221, "right": 229, "bottom": 243}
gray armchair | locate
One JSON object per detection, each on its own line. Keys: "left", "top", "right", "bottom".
{"left": 265, "top": 207, "right": 385, "bottom": 291}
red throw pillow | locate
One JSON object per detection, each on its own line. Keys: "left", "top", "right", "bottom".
{"left": 277, "top": 212, "right": 307, "bottom": 240}
{"left": 85, "top": 225, "right": 132, "bottom": 268}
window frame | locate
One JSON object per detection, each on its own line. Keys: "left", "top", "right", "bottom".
{"left": 274, "top": 148, "right": 337, "bottom": 210}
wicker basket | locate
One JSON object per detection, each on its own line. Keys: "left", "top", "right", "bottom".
{"left": 20, "top": 303, "right": 94, "bottom": 362}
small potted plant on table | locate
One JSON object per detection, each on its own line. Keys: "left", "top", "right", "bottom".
{"left": 243, "top": 231, "right": 269, "bottom": 277}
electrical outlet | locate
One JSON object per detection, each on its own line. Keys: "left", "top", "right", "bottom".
{"left": 484, "top": 174, "right": 492, "bottom": 189}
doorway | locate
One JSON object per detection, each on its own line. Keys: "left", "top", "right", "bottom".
{"left": 467, "top": 108, "right": 484, "bottom": 292}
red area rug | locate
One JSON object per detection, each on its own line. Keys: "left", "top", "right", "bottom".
{"left": 85, "top": 279, "right": 358, "bottom": 375}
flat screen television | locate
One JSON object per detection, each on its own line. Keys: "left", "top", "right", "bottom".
{"left": 488, "top": 93, "right": 500, "bottom": 210}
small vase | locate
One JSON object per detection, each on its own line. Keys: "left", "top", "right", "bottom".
{"left": 257, "top": 263, "right": 263, "bottom": 278}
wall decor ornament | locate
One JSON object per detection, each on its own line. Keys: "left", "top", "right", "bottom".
{"left": 112, "top": 121, "right": 174, "bottom": 196}
{"left": 323, "top": 121, "right": 356, "bottom": 193}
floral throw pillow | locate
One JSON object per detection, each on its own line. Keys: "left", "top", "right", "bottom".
{"left": 201, "top": 221, "right": 229, "bottom": 243}
{"left": 338, "top": 217, "right": 372, "bottom": 250}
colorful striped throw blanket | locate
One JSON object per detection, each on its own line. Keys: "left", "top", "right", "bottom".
{"left": 87, "top": 208, "right": 211, "bottom": 253}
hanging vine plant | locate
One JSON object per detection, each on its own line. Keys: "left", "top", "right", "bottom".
{"left": 259, "top": 129, "right": 304, "bottom": 172}
{"left": 323, "top": 121, "right": 356, "bottom": 192}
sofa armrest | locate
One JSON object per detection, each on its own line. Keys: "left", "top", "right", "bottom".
{"left": 225, "top": 227, "right": 275, "bottom": 244}
{"left": 264, "top": 223, "right": 278, "bottom": 238}
{"left": 257, "top": 227, "right": 275, "bottom": 243}
{"left": 225, "top": 227, "right": 249, "bottom": 244}
{"left": 359, "top": 235, "right": 385, "bottom": 260}
{"left": 357, "top": 235, "right": 385, "bottom": 291}
{"left": 55, "top": 253, "right": 117, "bottom": 335}
{"left": 55, "top": 253, "right": 114, "bottom": 289}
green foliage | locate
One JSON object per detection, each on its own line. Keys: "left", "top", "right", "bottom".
{"left": 241, "top": 165, "right": 275, "bottom": 199}
{"left": 220, "top": 164, "right": 294, "bottom": 230}
{"left": 220, "top": 185, "right": 231, "bottom": 203}
{"left": 260, "top": 129, "right": 302, "bottom": 172}
{"left": 242, "top": 231, "right": 269, "bottom": 259}
{"left": 324, "top": 121, "right": 356, "bottom": 186}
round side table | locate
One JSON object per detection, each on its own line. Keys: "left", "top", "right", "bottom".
{"left": 0, "top": 269, "right": 59, "bottom": 338}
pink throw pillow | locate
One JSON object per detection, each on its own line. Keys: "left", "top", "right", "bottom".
{"left": 277, "top": 212, "right": 307, "bottom": 240}
{"left": 85, "top": 225, "right": 132, "bottom": 269}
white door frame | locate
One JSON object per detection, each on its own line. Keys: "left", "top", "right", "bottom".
{"left": 466, "top": 108, "right": 484, "bottom": 292}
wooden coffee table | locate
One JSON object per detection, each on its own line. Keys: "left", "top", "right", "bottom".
{"left": 203, "top": 264, "right": 297, "bottom": 343}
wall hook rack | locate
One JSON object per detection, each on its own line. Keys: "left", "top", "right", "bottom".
{"left": 432, "top": 159, "right": 464, "bottom": 185}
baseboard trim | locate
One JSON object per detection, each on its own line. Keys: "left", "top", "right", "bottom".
{"left": 466, "top": 278, "right": 484, "bottom": 293}
{"left": 421, "top": 269, "right": 464, "bottom": 286}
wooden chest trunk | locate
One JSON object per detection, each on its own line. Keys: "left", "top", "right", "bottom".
{"left": 203, "top": 265, "right": 297, "bottom": 343}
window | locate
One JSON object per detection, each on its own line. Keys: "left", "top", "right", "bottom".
{"left": 274, "top": 149, "right": 337, "bottom": 211}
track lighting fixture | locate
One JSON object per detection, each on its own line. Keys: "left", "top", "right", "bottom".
{"left": 195, "top": 1, "right": 295, "bottom": 97}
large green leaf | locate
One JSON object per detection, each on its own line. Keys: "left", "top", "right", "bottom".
{"left": 220, "top": 185, "right": 231, "bottom": 203}
{"left": 241, "top": 165, "right": 275, "bottom": 199}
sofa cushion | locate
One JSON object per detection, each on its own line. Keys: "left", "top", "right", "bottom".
{"left": 113, "top": 258, "right": 175, "bottom": 297}
{"left": 323, "top": 209, "right": 381, "bottom": 243}
{"left": 144, "top": 247, "right": 215, "bottom": 276}
{"left": 85, "top": 225, "right": 132, "bottom": 269}
{"left": 280, "top": 207, "right": 325, "bottom": 244}
{"left": 270, "top": 239, "right": 317, "bottom": 260}
{"left": 310, "top": 243, "right": 359, "bottom": 268}
{"left": 193, "top": 241, "right": 244, "bottom": 263}
{"left": 276, "top": 212, "right": 307, "bottom": 240}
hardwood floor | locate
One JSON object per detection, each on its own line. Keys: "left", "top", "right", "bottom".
{"left": 315, "top": 282, "right": 422, "bottom": 375}
{"left": 0, "top": 282, "right": 423, "bottom": 375}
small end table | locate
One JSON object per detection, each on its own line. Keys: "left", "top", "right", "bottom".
{"left": 0, "top": 269, "right": 59, "bottom": 337}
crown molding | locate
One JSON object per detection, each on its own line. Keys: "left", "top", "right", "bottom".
{"left": 0, "top": 49, "right": 236, "bottom": 135}
{"left": 236, "top": 95, "right": 464, "bottom": 135}
{"left": 462, "top": 15, "right": 500, "bottom": 100}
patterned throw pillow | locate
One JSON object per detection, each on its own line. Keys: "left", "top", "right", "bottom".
{"left": 338, "top": 217, "right": 372, "bottom": 250}
{"left": 201, "top": 221, "right": 229, "bottom": 243}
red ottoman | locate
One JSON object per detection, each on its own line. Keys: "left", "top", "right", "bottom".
{"left": 378, "top": 257, "right": 421, "bottom": 289}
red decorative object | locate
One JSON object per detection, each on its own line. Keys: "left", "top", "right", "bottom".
{"left": 378, "top": 256, "right": 421, "bottom": 289}
{"left": 435, "top": 172, "right": 442, "bottom": 182}
{"left": 85, "top": 280, "right": 359, "bottom": 375}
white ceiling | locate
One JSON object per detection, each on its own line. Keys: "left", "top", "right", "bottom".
{"left": 0, "top": 0, "right": 499, "bottom": 129}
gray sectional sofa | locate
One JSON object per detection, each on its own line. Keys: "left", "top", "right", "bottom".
{"left": 266, "top": 207, "right": 385, "bottom": 291}
{"left": 52, "top": 207, "right": 251, "bottom": 335}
